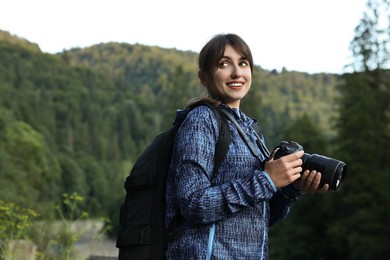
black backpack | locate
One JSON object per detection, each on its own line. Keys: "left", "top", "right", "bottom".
{"left": 116, "top": 104, "right": 231, "bottom": 260}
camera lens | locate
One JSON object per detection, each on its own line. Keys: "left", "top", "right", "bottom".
{"left": 302, "top": 154, "right": 347, "bottom": 191}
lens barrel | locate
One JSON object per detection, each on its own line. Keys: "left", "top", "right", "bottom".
{"left": 273, "top": 141, "right": 347, "bottom": 191}
{"left": 302, "top": 154, "right": 347, "bottom": 191}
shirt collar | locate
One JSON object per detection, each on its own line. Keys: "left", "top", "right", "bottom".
{"left": 219, "top": 103, "right": 254, "bottom": 127}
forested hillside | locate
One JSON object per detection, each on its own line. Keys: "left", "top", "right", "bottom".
{"left": 0, "top": 31, "right": 125, "bottom": 219}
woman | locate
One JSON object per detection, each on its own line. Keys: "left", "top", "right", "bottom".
{"left": 165, "top": 33, "right": 328, "bottom": 259}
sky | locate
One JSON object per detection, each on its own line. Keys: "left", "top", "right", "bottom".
{"left": 1, "top": 0, "right": 368, "bottom": 74}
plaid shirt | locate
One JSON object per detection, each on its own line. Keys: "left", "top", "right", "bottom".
{"left": 165, "top": 104, "right": 303, "bottom": 259}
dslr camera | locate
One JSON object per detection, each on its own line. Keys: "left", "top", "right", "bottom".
{"left": 273, "top": 141, "right": 347, "bottom": 191}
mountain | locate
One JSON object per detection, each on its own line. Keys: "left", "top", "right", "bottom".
{"left": 0, "top": 30, "right": 41, "bottom": 52}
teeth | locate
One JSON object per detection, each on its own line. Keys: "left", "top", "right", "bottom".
{"left": 228, "top": 83, "right": 242, "bottom": 87}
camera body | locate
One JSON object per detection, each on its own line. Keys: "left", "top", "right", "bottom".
{"left": 273, "top": 141, "right": 347, "bottom": 191}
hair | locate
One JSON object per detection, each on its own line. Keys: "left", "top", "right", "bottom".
{"left": 199, "top": 33, "right": 253, "bottom": 79}
{"left": 187, "top": 33, "right": 254, "bottom": 108}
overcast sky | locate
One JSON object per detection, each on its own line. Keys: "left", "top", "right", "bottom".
{"left": 1, "top": 0, "right": 368, "bottom": 74}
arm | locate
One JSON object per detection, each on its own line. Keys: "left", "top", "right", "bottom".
{"left": 171, "top": 107, "right": 276, "bottom": 224}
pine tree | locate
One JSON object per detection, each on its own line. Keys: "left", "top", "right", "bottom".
{"left": 330, "top": 0, "right": 390, "bottom": 258}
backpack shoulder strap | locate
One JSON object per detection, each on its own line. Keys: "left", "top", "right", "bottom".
{"left": 178, "top": 104, "right": 231, "bottom": 177}
{"left": 206, "top": 105, "right": 231, "bottom": 181}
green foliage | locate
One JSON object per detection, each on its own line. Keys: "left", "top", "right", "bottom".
{"left": 53, "top": 193, "right": 88, "bottom": 259}
{"left": 0, "top": 119, "right": 59, "bottom": 212}
{"left": 282, "top": 1, "right": 390, "bottom": 258}
{"left": 0, "top": 200, "right": 39, "bottom": 258}
{"left": 280, "top": 113, "right": 329, "bottom": 154}
{"left": 249, "top": 67, "right": 341, "bottom": 148}
{"left": 327, "top": 69, "right": 390, "bottom": 259}
{"left": 26, "top": 193, "right": 112, "bottom": 260}
{"left": 349, "top": 0, "right": 390, "bottom": 71}
{"left": 270, "top": 194, "right": 332, "bottom": 260}
{"left": 0, "top": 30, "right": 41, "bottom": 52}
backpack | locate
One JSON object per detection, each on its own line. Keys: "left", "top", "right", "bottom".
{"left": 116, "top": 104, "right": 231, "bottom": 260}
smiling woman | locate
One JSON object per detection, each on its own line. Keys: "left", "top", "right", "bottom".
{"left": 161, "top": 33, "right": 329, "bottom": 259}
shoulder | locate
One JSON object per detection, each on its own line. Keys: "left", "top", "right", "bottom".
{"left": 179, "top": 105, "right": 220, "bottom": 135}
{"left": 188, "top": 104, "right": 217, "bottom": 119}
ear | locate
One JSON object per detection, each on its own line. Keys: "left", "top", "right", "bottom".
{"left": 198, "top": 70, "right": 209, "bottom": 87}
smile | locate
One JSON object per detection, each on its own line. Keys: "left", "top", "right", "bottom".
{"left": 227, "top": 82, "right": 243, "bottom": 87}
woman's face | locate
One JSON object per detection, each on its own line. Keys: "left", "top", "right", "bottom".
{"left": 205, "top": 44, "right": 252, "bottom": 108}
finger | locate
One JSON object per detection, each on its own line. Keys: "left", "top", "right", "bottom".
{"left": 289, "top": 158, "right": 303, "bottom": 168}
{"left": 291, "top": 172, "right": 302, "bottom": 183}
{"left": 282, "top": 151, "right": 304, "bottom": 162}
{"left": 297, "top": 170, "right": 310, "bottom": 187}
{"left": 301, "top": 170, "right": 310, "bottom": 179}
{"left": 312, "top": 172, "right": 322, "bottom": 187}
{"left": 304, "top": 170, "right": 317, "bottom": 185}
{"left": 304, "top": 171, "right": 320, "bottom": 193}
{"left": 318, "top": 183, "right": 329, "bottom": 193}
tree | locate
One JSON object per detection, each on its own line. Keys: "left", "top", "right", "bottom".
{"left": 269, "top": 114, "right": 331, "bottom": 260}
{"left": 349, "top": 0, "right": 390, "bottom": 71}
{"left": 0, "top": 120, "right": 60, "bottom": 211}
{"left": 330, "top": 0, "right": 390, "bottom": 258}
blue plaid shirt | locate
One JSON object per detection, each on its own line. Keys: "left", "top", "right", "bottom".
{"left": 165, "top": 104, "right": 303, "bottom": 259}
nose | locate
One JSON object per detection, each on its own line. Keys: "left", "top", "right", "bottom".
{"left": 231, "top": 65, "right": 242, "bottom": 78}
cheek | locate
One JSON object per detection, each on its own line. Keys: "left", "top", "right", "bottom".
{"left": 246, "top": 70, "right": 252, "bottom": 80}
{"left": 208, "top": 74, "right": 224, "bottom": 89}
{"left": 204, "top": 82, "right": 219, "bottom": 98}
{"left": 212, "top": 72, "right": 225, "bottom": 84}
{"left": 245, "top": 73, "right": 252, "bottom": 86}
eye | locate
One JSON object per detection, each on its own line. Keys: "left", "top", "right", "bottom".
{"left": 218, "top": 60, "right": 230, "bottom": 68}
{"left": 240, "top": 60, "right": 249, "bottom": 67}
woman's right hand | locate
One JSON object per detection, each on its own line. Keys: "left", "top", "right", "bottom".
{"left": 264, "top": 151, "right": 304, "bottom": 189}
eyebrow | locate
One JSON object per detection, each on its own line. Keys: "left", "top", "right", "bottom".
{"left": 220, "top": 55, "right": 247, "bottom": 61}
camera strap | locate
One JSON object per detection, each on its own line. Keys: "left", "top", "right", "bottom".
{"left": 220, "top": 109, "right": 269, "bottom": 159}
{"left": 251, "top": 124, "right": 271, "bottom": 158}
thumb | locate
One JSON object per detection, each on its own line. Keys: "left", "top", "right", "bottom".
{"left": 268, "top": 147, "right": 279, "bottom": 161}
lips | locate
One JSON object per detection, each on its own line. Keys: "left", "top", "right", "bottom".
{"left": 227, "top": 82, "right": 244, "bottom": 89}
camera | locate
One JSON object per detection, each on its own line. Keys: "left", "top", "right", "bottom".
{"left": 273, "top": 141, "right": 347, "bottom": 191}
